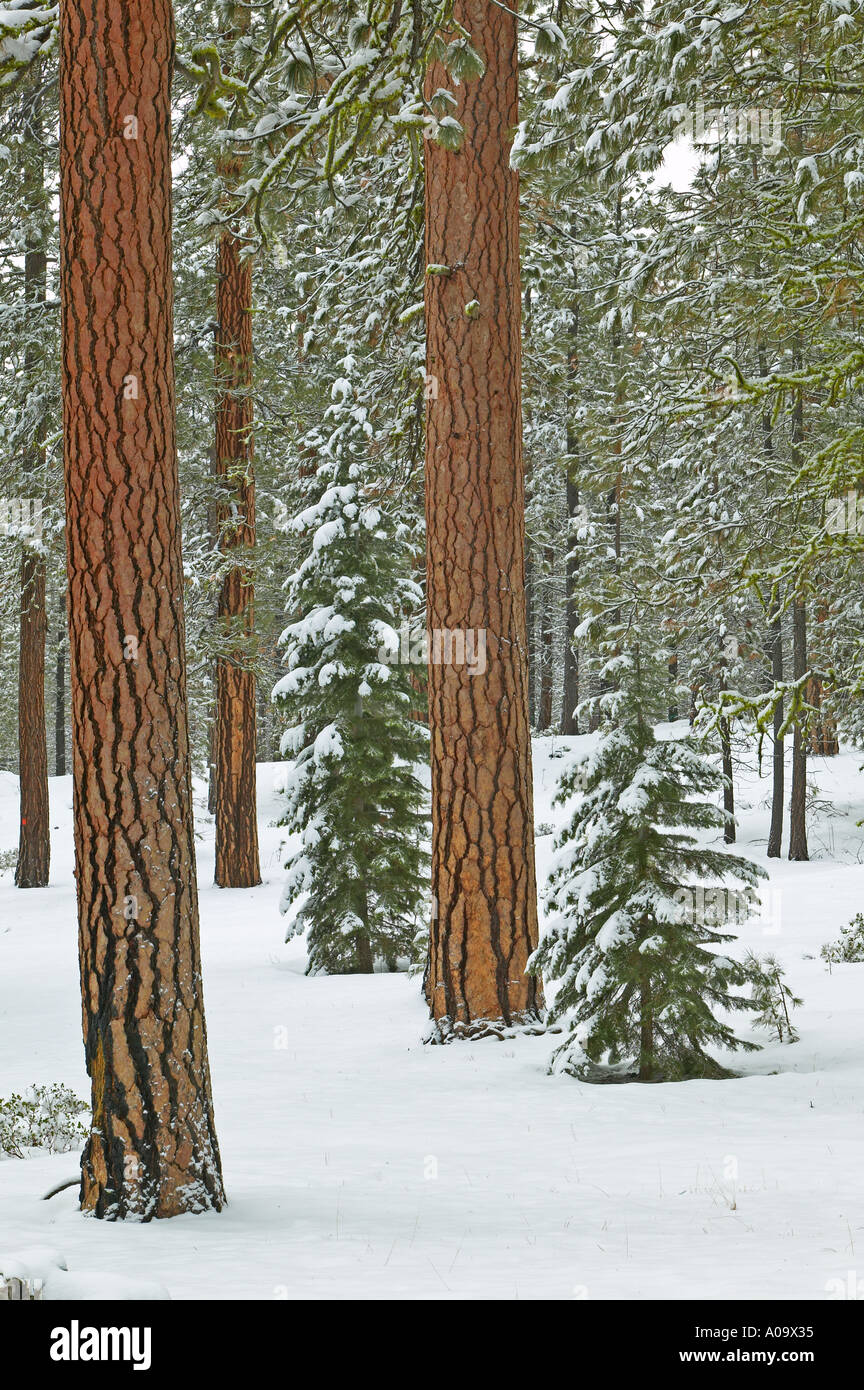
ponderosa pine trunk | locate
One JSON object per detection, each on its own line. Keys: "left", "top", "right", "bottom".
{"left": 60, "top": 0, "right": 224, "bottom": 1218}
{"left": 213, "top": 227, "right": 261, "bottom": 888}
{"left": 15, "top": 74, "right": 50, "bottom": 890}
{"left": 424, "top": 0, "right": 541, "bottom": 1036}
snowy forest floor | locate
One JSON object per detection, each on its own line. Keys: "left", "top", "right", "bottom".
{"left": 1, "top": 732, "right": 863, "bottom": 1300}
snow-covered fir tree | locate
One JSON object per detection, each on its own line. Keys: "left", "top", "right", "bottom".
{"left": 533, "top": 634, "right": 766, "bottom": 1083}
{"left": 272, "top": 218, "right": 430, "bottom": 973}
{"left": 274, "top": 404, "right": 429, "bottom": 972}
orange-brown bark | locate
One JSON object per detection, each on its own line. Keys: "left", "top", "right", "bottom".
{"left": 423, "top": 0, "right": 542, "bottom": 1035}
{"left": 60, "top": 0, "right": 224, "bottom": 1218}
{"left": 214, "top": 229, "right": 261, "bottom": 888}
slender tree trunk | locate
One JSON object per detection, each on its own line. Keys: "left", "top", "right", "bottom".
{"left": 60, "top": 0, "right": 224, "bottom": 1218}
{"left": 15, "top": 75, "right": 50, "bottom": 890}
{"left": 207, "top": 710, "right": 217, "bottom": 814}
{"left": 808, "top": 601, "right": 838, "bottom": 755}
{"left": 599, "top": 284, "right": 623, "bottom": 720}
{"left": 720, "top": 716, "right": 735, "bottom": 843}
{"left": 667, "top": 653, "right": 678, "bottom": 722}
{"left": 423, "top": 0, "right": 541, "bottom": 1036}
{"left": 561, "top": 476, "right": 580, "bottom": 734}
{"left": 718, "top": 630, "right": 735, "bottom": 842}
{"left": 808, "top": 681, "right": 839, "bottom": 756}
{"left": 537, "top": 546, "right": 554, "bottom": 731}
{"left": 17, "top": 550, "right": 50, "bottom": 886}
{"left": 213, "top": 226, "right": 261, "bottom": 887}
{"left": 526, "top": 546, "right": 536, "bottom": 726}
{"left": 561, "top": 259, "right": 579, "bottom": 735}
{"left": 788, "top": 350, "right": 809, "bottom": 861}
{"left": 356, "top": 897, "right": 374, "bottom": 976}
{"left": 789, "top": 597, "right": 809, "bottom": 860}
{"left": 757, "top": 341, "right": 784, "bottom": 856}
{"left": 639, "top": 976, "right": 655, "bottom": 1082}
{"left": 767, "top": 602, "right": 784, "bottom": 858}
{"left": 55, "top": 594, "right": 66, "bottom": 777}
{"left": 207, "top": 443, "right": 219, "bottom": 816}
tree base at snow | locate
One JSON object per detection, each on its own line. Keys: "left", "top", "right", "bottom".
{"left": 548, "top": 1039, "right": 739, "bottom": 1084}
{"left": 424, "top": 1010, "right": 549, "bottom": 1045}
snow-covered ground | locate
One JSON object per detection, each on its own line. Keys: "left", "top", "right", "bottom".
{"left": 1, "top": 734, "right": 863, "bottom": 1300}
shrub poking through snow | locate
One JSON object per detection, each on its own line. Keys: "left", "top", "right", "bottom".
{"left": 0, "top": 1085, "right": 87, "bottom": 1159}
{"left": 745, "top": 952, "right": 802, "bottom": 1042}
{"left": 531, "top": 643, "right": 766, "bottom": 1083}
{"left": 820, "top": 912, "right": 864, "bottom": 966}
{"left": 816, "top": 911, "right": 864, "bottom": 967}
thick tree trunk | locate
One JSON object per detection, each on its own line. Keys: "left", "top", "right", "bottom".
{"left": 213, "top": 229, "right": 261, "bottom": 887}
{"left": 60, "top": 0, "right": 225, "bottom": 1218}
{"left": 15, "top": 79, "right": 50, "bottom": 890}
{"left": 767, "top": 602, "right": 784, "bottom": 858}
{"left": 789, "top": 597, "right": 809, "bottom": 860}
{"left": 423, "top": 0, "right": 541, "bottom": 1036}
